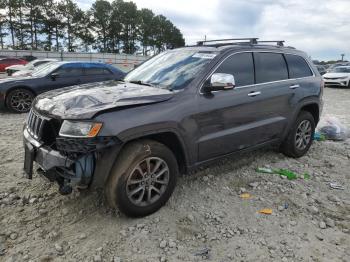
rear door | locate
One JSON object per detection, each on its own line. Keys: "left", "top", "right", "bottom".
{"left": 81, "top": 64, "right": 116, "bottom": 84}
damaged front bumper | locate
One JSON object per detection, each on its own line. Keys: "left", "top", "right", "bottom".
{"left": 23, "top": 127, "right": 122, "bottom": 190}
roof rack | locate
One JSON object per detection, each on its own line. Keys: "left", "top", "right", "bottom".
{"left": 258, "top": 40, "right": 285, "bottom": 47}
{"left": 196, "top": 38, "right": 288, "bottom": 48}
{"left": 197, "top": 38, "right": 258, "bottom": 46}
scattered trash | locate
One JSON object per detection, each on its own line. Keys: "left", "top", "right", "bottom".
{"left": 303, "top": 173, "right": 310, "bottom": 180}
{"left": 275, "top": 169, "right": 298, "bottom": 180}
{"left": 318, "top": 115, "right": 349, "bottom": 141}
{"left": 194, "top": 247, "right": 210, "bottom": 258}
{"left": 256, "top": 167, "right": 274, "bottom": 174}
{"left": 258, "top": 208, "right": 273, "bottom": 215}
{"left": 256, "top": 167, "right": 301, "bottom": 180}
{"left": 329, "top": 182, "right": 345, "bottom": 190}
{"left": 313, "top": 131, "right": 326, "bottom": 141}
{"left": 240, "top": 193, "right": 252, "bottom": 199}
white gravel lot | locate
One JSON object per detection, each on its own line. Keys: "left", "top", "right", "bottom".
{"left": 0, "top": 87, "right": 349, "bottom": 262}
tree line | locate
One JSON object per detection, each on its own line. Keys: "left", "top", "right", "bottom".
{"left": 0, "top": 0, "right": 185, "bottom": 54}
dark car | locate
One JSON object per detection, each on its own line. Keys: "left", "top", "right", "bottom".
{"left": 0, "top": 57, "right": 27, "bottom": 72}
{"left": 23, "top": 38, "right": 323, "bottom": 217}
{"left": 0, "top": 62, "right": 125, "bottom": 113}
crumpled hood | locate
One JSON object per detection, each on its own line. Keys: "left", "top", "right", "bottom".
{"left": 323, "top": 72, "right": 350, "bottom": 78}
{"left": 33, "top": 80, "right": 174, "bottom": 119}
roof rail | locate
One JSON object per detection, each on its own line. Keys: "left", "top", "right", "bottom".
{"left": 197, "top": 38, "right": 258, "bottom": 46}
{"left": 258, "top": 40, "right": 285, "bottom": 47}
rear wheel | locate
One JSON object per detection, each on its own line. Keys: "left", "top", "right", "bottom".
{"left": 105, "top": 139, "right": 178, "bottom": 217}
{"left": 281, "top": 111, "right": 315, "bottom": 158}
{"left": 6, "top": 88, "right": 34, "bottom": 113}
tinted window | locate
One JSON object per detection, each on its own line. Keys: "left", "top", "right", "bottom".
{"left": 285, "top": 54, "right": 313, "bottom": 78}
{"left": 214, "top": 52, "right": 254, "bottom": 87}
{"left": 254, "top": 53, "right": 288, "bottom": 83}
{"left": 85, "top": 67, "right": 112, "bottom": 75}
{"left": 55, "top": 64, "right": 84, "bottom": 77}
{"left": 33, "top": 61, "right": 48, "bottom": 67}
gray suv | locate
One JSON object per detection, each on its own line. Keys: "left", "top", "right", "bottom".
{"left": 23, "top": 38, "right": 323, "bottom": 217}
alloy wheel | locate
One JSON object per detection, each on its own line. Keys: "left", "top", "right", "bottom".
{"left": 126, "top": 157, "right": 170, "bottom": 207}
{"left": 9, "top": 90, "right": 33, "bottom": 112}
{"left": 295, "top": 120, "right": 312, "bottom": 151}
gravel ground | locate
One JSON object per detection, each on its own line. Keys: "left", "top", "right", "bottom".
{"left": 0, "top": 88, "right": 349, "bottom": 262}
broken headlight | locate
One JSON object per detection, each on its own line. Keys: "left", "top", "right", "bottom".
{"left": 59, "top": 120, "right": 102, "bottom": 138}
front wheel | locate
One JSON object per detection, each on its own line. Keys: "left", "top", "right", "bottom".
{"left": 280, "top": 111, "right": 315, "bottom": 158}
{"left": 6, "top": 88, "right": 34, "bottom": 113}
{"left": 105, "top": 139, "right": 178, "bottom": 217}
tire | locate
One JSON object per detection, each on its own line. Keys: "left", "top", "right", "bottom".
{"left": 105, "top": 139, "right": 178, "bottom": 217}
{"left": 6, "top": 88, "right": 34, "bottom": 113}
{"left": 280, "top": 111, "right": 315, "bottom": 158}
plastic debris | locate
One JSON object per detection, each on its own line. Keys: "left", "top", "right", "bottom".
{"left": 256, "top": 167, "right": 275, "bottom": 174}
{"left": 275, "top": 169, "right": 298, "bottom": 180}
{"left": 318, "top": 115, "right": 349, "bottom": 141}
{"left": 256, "top": 167, "right": 299, "bottom": 180}
{"left": 194, "top": 247, "right": 210, "bottom": 258}
{"left": 303, "top": 173, "right": 310, "bottom": 180}
{"left": 313, "top": 131, "right": 326, "bottom": 141}
{"left": 329, "top": 182, "right": 345, "bottom": 190}
{"left": 240, "top": 193, "right": 252, "bottom": 199}
{"left": 258, "top": 208, "right": 273, "bottom": 215}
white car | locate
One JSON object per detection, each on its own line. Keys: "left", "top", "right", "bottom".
{"left": 323, "top": 66, "right": 350, "bottom": 88}
{"left": 5, "top": 58, "right": 57, "bottom": 76}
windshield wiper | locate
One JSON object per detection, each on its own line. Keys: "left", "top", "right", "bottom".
{"left": 128, "top": 80, "right": 155, "bottom": 87}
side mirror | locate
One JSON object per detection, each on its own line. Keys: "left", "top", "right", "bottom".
{"left": 50, "top": 72, "right": 59, "bottom": 80}
{"left": 203, "top": 73, "right": 235, "bottom": 93}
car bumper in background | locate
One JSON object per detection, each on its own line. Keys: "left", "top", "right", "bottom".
{"left": 324, "top": 79, "right": 349, "bottom": 87}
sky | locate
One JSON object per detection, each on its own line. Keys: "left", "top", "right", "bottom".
{"left": 77, "top": 0, "right": 350, "bottom": 61}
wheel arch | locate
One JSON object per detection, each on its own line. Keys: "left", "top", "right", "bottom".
{"left": 300, "top": 103, "right": 320, "bottom": 124}
{"left": 5, "top": 85, "right": 37, "bottom": 101}
{"left": 282, "top": 100, "right": 320, "bottom": 141}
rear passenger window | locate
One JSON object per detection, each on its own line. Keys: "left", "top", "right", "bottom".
{"left": 85, "top": 67, "right": 111, "bottom": 75}
{"left": 214, "top": 52, "right": 254, "bottom": 87}
{"left": 285, "top": 54, "right": 313, "bottom": 78}
{"left": 254, "top": 53, "right": 288, "bottom": 83}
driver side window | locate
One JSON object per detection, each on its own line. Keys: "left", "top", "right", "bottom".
{"left": 214, "top": 52, "right": 254, "bottom": 87}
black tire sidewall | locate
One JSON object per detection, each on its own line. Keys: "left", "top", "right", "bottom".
{"left": 107, "top": 140, "right": 178, "bottom": 217}
{"left": 6, "top": 88, "right": 34, "bottom": 113}
{"left": 284, "top": 111, "right": 315, "bottom": 157}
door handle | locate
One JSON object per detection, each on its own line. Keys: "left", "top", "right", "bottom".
{"left": 289, "top": 84, "right": 300, "bottom": 89}
{"left": 248, "top": 91, "right": 261, "bottom": 97}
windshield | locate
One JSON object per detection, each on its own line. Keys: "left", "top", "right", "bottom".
{"left": 124, "top": 50, "right": 218, "bottom": 90}
{"left": 331, "top": 67, "right": 350, "bottom": 73}
{"left": 32, "top": 62, "right": 61, "bottom": 77}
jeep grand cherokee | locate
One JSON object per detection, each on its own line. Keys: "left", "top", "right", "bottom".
{"left": 23, "top": 38, "right": 323, "bottom": 217}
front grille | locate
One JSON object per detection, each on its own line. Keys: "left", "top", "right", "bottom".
{"left": 26, "top": 109, "right": 47, "bottom": 140}
{"left": 56, "top": 136, "right": 120, "bottom": 155}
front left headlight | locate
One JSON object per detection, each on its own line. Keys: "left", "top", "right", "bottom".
{"left": 59, "top": 120, "right": 103, "bottom": 138}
